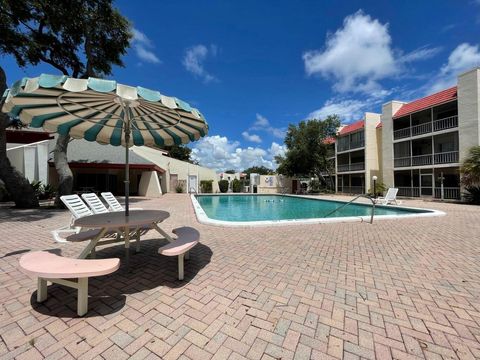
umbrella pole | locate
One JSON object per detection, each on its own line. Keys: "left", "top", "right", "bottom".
{"left": 124, "top": 104, "right": 131, "bottom": 217}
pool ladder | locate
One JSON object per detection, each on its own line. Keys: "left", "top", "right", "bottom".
{"left": 323, "top": 194, "right": 376, "bottom": 224}
{"left": 189, "top": 187, "right": 198, "bottom": 195}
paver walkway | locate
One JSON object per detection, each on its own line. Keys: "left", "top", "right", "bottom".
{"left": 1, "top": 194, "right": 480, "bottom": 359}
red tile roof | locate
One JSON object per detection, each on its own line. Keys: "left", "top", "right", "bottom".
{"left": 393, "top": 86, "right": 457, "bottom": 119}
{"left": 338, "top": 120, "right": 364, "bottom": 136}
{"left": 323, "top": 137, "right": 336, "bottom": 144}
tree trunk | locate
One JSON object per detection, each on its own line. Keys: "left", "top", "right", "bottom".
{"left": 53, "top": 134, "right": 73, "bottom": 207}
{"left": 0, "top": 67, "right": 39, "bottom": 208}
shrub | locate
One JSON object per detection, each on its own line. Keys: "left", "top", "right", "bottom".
{"left": 175, "top": 184, "right": 184, "bottom": 193}
{"left": 0, "top": 182, "right": 10, "bottom": 202}
{"left": 218, "top": 179, "right": 229, "bottom": 193}
{"left": 200, "top": 180, "right": 213, "bottom": 193}
{"left": 367, "top": 181, "right": 387, "bottom": 197}
{"left": 463, "top": 186, "right": 480, "bottom": 204}
{"left": 308, "top": 179, "right": 321, "bottom": 193}
{"left": 232, "top": 179, "right": 242, "bottom": 193}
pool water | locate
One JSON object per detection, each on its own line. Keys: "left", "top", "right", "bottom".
{"left": 195, "top": 194, "right": 431, "bottom": 222}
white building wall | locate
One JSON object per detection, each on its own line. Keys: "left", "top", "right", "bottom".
{"left": 381, "top": 101, "right": 406, "bottom": 187}
{"left": 132, "top": 146, "right": 219, "bottom": 193}
{"left": 457, "top": 68, "right": 480, "bottom": 164}
{"left": 6, "top": 140, "right": 50, "bottom": 184}
{"left": 364, "top": 112, "right": 381, "bottom": 192}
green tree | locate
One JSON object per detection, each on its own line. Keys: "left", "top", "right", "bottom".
{"left": 165, "top": 144, "right": 192, "bottom": 162}
{"left": 276, "top": 116, "right": 340, "bottom": 188}
{"left": 224, "top": 169, "right": 236, "bottom": 174}
{"left": 243, "top": 166, "right": 275, "bottom": 177}
{"left": 0, "top": 0, "right": 131, "bottom": 207}
{"left": 461, "top": 146, "right": 480, "bottom": 186}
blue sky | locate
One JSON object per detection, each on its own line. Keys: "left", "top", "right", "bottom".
{"left": 3, "top": 0, "right": 480, "bottom": 171}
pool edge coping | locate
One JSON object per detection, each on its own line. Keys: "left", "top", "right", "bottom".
{"left": 190, "top": 194, "right": 446, "bottom": 227}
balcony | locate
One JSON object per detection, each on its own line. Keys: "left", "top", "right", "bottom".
{"left": 337, "top": 139, "right": 365, "bottom": 152}
{"left": 393, "top": 116, "right": 458, "bottom": 140}
{"left": 394, "top": 151, "right": 459, "bottom": 168}
{"left": 337, "top": 162, "right": 365, "bottom": 173}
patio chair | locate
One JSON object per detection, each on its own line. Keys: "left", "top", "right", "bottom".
{"left": 100, "top": 192, "right": 143, "bottom": 212}
{"left": 81, "top": 193, "right": 109, "bottom": 214}
{"left": 51, "top": 195, "right": 114, "bottom": 243}
{"left": 373, "top": 188, "right": 401, "bottom": 205}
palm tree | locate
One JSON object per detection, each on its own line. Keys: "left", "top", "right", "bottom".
{"left": 461, "top": 146, "right": 480, "bottom": 186}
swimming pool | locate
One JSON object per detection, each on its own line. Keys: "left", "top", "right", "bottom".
{"left": 191, "top": 194, "right": 444, "bottom": 226}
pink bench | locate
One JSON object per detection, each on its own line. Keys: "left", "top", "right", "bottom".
{"left": 158, "top": 227, "right": 200, "bottom": 280}
{"left": 19, "top": 251, "right": 119, "bottom": 316}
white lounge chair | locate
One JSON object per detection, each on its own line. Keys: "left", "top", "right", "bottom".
{"left": 51, "top": 195, "right": 113, "bottom": 243}
{"left": 81, "top": 193, "right": 109, "bottom": 214}
{"left": 373, "top": 188, "right": 401, "bottom": 205}
{"left": 101, "top": 192, "right": 142, "bottom": 212}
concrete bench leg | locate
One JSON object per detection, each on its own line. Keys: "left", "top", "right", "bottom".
{"left": 37, "top": 278, "right": 48, "bottom": 302}
{"left": 178, "top": 254, "right": 185, "bottom": 280}
{"left": 77, "top": 278, "right": 88, "bottom": 317}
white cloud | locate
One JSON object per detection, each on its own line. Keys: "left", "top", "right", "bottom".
{"left": 131, "top": 28, "right": 161, "bottom": 64}
{"left": 303, "top": 11, "right": 440, "bottom": 94}
{"left": 308, "top": 99, "right": 369, "bottom": 122}
{"left": 428, "top": 43, "right": 480, "bottom": 93}
{"left": 182, "top": 44, "right": 217, "bottom": 83}
{"left": 190, "top": 135, "right": 284, "bottom": 171}
{"left": 251, "top": 114, "right": 286, "bottom": 139}
{"left": 242, "top": 131, "right": 262, "bottom": 143}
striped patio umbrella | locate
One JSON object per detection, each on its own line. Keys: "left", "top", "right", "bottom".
{"left": 2, "top": 74, "right": 208, "bottom": 215}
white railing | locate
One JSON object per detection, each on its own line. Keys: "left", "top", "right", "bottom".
{"left": 397, "top": 187, "right": 460, "bottom": 199}
{"left": 433, "top": 116, "right": 458, "bottom": 131}
{"left": 397, "top": 187, "right": 420, "bottom": 197}
{"left": 434, "top": 151, "right": 459, "bottom": 164}
{"left": 337, "top": 162, "right": 365, "bottom": 172}
{"left": 411, "top": 154, "right": 433, "bottom": 166}
{"left": 411, "top": 122, "right": 432, "bottom": 136}
{"left": 338, "top": 186, "right": 364, "bottom": 194}
{"left": 394, "top": 157, "right": 411, "bottom": 167}
{"left": 393, "top": 128, "right": 410, "bottom": 140}
{"left": 394, "top": 116, "right": 458, "bottom": 140}
{"left": 434, "top": 187, "right": 460, "bottom": 200}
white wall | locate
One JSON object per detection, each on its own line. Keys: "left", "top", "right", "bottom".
{"left": 6, "top": 140, "right": 50, "bottom": 184}
{"left": 132, "top": 146, "right": 219, "bottom": 193}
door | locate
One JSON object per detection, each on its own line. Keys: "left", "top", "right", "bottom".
{"left": 420, "top": 174, "right": 433, "bottom": 196}
{"left": 188, "top": 175, "right": 198, "bottom": 193}
{"left": 169, "top": 174, "right": 178, "bottom": 193}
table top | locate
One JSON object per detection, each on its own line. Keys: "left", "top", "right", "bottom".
{"left": 74, "top": 210, "right": 170, "bottom": 228}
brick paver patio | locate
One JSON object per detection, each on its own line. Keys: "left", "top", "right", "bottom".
{"left": 1, "top": 194, "right": 480, "bottom": 359}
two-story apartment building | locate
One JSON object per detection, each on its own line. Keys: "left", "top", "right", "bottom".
{"left": 381, "top": 68, "right": 480, "bottom": 200}
{"left": 336, "top": 112, "right": 381, "bottom": 194}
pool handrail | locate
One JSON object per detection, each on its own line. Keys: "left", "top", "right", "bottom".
{"left": 323, "top": 194, "right": 376, "bottom": 224}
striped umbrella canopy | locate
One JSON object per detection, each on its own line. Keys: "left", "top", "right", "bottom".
{"left": 2, "top": 74, "right": 209, "bottom": 215}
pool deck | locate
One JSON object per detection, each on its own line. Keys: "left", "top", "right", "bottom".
{"left": 1, "top": 194, "right": 480, "bottom": 359}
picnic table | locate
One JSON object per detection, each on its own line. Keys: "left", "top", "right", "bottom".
{"left": 74, "top": 210, "right": 172, "bottom": 260}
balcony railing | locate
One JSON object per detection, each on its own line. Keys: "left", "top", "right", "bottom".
{"left": 393, "top": 116, "right": 458, "bottom": 140}
{"left": 338, "top": 186, "right": 364, "bottom": 194}
{"left": 434, "top": 151, "right": 459, "bottom": 164}
{"left": 337, "top": 162, "right": 365, "bottom": 172}
{"left": 394, "top": 151, "right": 459, "bottom": 168}
{"left": 411, "top": 154, "right": 433, "bottom": 166}
{"left": 433, "top": 116, "right": 458, "bottom": 132}
{"left": 397, "top": 186, "right": 460, "bottom": 199}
